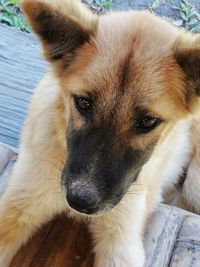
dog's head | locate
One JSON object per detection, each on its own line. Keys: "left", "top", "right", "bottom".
{"left": 22, "top": 0, "right": 200, "bottom": 215}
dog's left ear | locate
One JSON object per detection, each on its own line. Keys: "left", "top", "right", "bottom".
{"left": 173, "top": 34, "right": 200, "bottom": 104}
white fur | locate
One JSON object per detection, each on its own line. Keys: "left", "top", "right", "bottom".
{"left": 183, "top": 156, "right": 200, "bottom": 213}
{"left": 90, "top": 189, "right": 146, "bottom": 267}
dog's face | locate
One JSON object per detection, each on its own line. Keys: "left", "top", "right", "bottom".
{"left": 22, "top": 0, "right": 200, "bottom": 214}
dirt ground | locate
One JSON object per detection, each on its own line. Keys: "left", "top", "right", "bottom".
{"left": 112, "top": 0, "right": 200, "bottom": 15}
{"left": 86, "top": 0, "right": 200, "bottom": 32}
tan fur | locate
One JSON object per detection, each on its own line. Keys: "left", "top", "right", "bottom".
{"left": 0, "top": 0, "right": 200, "bottom": 266}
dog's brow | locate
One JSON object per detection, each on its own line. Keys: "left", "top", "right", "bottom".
{"left": 133, "top": 106, "right": 149, "bottom": 118}
{"left": 119, "top": 52, "right": 132, "bottom": 94}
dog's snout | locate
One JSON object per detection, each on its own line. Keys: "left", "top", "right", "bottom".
{"left": 66, "top": 183, "right": 100, "bottom": 214}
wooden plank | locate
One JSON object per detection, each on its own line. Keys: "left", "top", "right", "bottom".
{"left": 0, "top": 25, "right": 46, "bottom": 148}
{"left": 144, "top": 205, "right": 184, "bottom": 267}
{"left": 9, "top": 215, "right": 93, "bottom": 267}
{"left": 10, "top": 221, "right": 55, "bottom": 267}
{"left": 0, "top": 144, "right": 16, "bottom": 175}
{"left": 169, "top": 216, "right": 200, "bottom": 267}
{"left": 0, "top": 144, "right": 17, "bottom": 197}
{"left": 30, "top": 215, "right": 94, "bottom": 267}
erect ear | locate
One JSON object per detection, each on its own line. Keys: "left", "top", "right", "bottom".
{"left": 21, "top": 0, "right": 98, "bottom": 66}
{"left": 173, "top": 34, "right": 200, "bottom": 101}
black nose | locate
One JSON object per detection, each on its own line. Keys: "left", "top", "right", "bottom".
{"left": 67, "top": 187, "right": 100, "bottom": 214}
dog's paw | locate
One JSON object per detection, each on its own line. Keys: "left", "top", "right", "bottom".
{"left": 94, "top": 249, "right": 145, "bottom": 267}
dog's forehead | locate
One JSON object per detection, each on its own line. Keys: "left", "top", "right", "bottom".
{"left": 96, "top": 11, "right": 178, "bottom": 52}
{"left": 83, "top": 13, "right": 171, "bottom": 101}
{"left": 63, "top": 11, "right": 187, "bottom": 119}
{"left": 77, "top": 12, "right": 188, "bottom": 117}
{"left": 88, "top": 13, "right": 167, "bottom": 87}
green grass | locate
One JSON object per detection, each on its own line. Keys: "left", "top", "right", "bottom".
{"left": 149, "top": 0, "right": 200, "bottom": 33}
{"left": 176, "top": 0, "right": 200, "bottom": 32}
{"left": 96, "top": 0, "right": 112, "bottom": 8}
{"left": 0, "top": 0, "right": 30, "bottom": 32}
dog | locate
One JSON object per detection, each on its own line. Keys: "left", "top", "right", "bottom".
{"left": 0, "top": 0, "right": 200, "bottom": 266}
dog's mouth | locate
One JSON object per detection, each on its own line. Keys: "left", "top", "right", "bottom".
{"left": 65, "top": 197, "right": 116, "bottom": 216}
{"left": 66, "top": 194, "right": 101, "bottom": 215}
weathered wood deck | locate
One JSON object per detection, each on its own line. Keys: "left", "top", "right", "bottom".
{"left": 1, "top": 24, "right": 200, "bottom": 267}
{"left": 0, "top": 24, "right": 46, "bottom": 148}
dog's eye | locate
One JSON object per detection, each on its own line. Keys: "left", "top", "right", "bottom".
{"left": 136, "top": 116, "right": 160, "bottom": 133}
{"left": 73, "top": 95, "right": 93, "bottom": 115}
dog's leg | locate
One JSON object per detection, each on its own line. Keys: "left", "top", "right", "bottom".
{"left": 164, "top": 117, "right": 200, "bottom": 213}
{"left": 182, "top": 150, "right": 200, "bottom": 213}
{"left": 90, "top": 190, "right": 147, "bottom": 267}
{"left": 0, "top": 152, "right": 66, "bottom": 267}
{"left": 181, "top": 118, "right": 200, "bottom": 214}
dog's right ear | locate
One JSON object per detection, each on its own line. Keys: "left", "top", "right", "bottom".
{"left": 173, "top": 33, "right": 200, "bottom": 109}
{"left": 21, "top": 0, "right": 98, "bottom": 67}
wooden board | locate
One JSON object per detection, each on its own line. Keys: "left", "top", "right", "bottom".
{"left": 10, "top": 217, "right": 94, "bottom": 267}
{"left": 0, "top": 24, "right": 46, "bottom": 148}
{"left": 169, "top": 216, "right": 200, "bottom": 267}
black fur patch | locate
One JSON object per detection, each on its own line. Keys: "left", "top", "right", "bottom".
{"left": 62, "top": 123, "right": 154, "bottom": 212}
